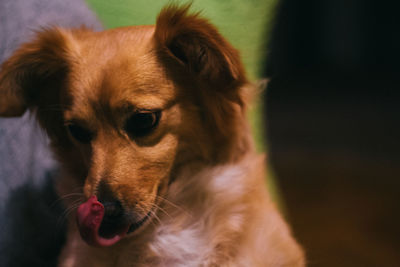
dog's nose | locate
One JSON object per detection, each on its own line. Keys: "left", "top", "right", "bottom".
{"left": 102, "top": 200, "right": 124, "bottom": 220}
{"left": 97, "top": 199, "right": 128, "bottom": 239}
{"left": 97, "top": 180, "right": 125, "bottom": 221}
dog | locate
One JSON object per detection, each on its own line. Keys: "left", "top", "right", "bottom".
{"left": 0, "top": 5, "right": 304, "bottom": 266}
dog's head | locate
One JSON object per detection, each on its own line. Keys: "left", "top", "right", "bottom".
{"left": 0, "top": 5, "right": 251, "bottom": 246}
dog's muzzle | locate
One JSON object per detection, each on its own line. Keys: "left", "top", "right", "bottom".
{"left": 76, "top": 196, "right": 149, "bottom": 247}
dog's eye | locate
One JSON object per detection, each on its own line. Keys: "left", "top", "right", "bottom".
{"left": 124, "top": 111, "right": 161, "bottom": 138}
{"left": 67, "top": 124, "right": 93, "bottom": 144}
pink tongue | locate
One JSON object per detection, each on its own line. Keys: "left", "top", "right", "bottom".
{"left": 76, "top": 196, "right": 127, "bottom": 247}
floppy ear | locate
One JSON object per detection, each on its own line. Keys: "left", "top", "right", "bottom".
{"left": 154, "top": 5, "right": 252, "bottom": 162}
{"left": 0, "top": 28, "right": 71, "bottom": 117}
{"left": 154, "top": 5, "right": 247, "bottom": 90}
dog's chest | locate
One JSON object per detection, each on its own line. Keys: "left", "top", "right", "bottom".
{"left": 123, "top": 222, "right": 211, "bottom": 266}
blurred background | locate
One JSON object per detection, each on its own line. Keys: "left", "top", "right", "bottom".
{"left": 264, "top": 0, "right": 400, "bottom": 266}
{"left": 85, "top": 0, "right": 400, "bottom": 266}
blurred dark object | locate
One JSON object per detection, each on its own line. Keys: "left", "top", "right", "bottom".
{"left": 264, "top": 0, "right": 400, "bottom": 266}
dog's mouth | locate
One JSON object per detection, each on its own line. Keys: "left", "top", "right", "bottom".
{"left": 76, "top": 196, "right": 150, "bottom": 247}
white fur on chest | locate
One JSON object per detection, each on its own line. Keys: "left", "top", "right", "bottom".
{"left": 120, "top": 163, "right": 253, "bottom": 266}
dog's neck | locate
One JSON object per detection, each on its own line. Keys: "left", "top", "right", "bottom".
{"left": 59, "top": 152, "right": 267, "bottom": 266}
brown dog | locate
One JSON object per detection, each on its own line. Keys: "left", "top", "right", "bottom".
{"left": 0, "top": 5, "right": 304, "bottom": 266}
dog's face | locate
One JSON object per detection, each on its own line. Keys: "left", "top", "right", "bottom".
{"left": 0, "top": 6, "right": 249, "bottom": 245}
{"left": 62, "top": 26, "right": 180, "bottom": 216}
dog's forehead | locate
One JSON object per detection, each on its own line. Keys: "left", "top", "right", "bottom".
{"left": 66, "top": 26, "right": 176, "bottom": 118}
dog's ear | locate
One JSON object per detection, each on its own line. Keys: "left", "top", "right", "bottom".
{"left": 155, "top": 5, "right": 252, "bottom": 163}
{"left": 154, "top": 5, "right": 247, "bottom": 90}
{"left": 0, "top": 28, "right": 72, "bottom": 117}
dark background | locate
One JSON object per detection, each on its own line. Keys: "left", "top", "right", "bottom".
{"left": 264, "top": 0, "right": 400, "bottom": 266}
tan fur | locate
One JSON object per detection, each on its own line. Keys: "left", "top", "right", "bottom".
{"left": 0, "top": 5, "right": 304, "bottom": 266}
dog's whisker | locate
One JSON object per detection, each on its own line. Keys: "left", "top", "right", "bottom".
{"left": 59, "top": 201, "right": 81, "bottom": 220}
{"left": 55, "top": 199, "right": 83, "bottom": 230}
{"left": 50, "top": 192, "right": 85, "bottom": 208}
{"left": 56, "top": 205, "right": 79, "bottom": 229}
{"left": 156, "top": 195, "right": 190, "bottom": 217}
{"left": 147, "top": 212, "right": 160, "bottom": 229}
{"left": 149, "top": 208, "right": 163, "bottom": 227}
{"left": 152, "top": 203, "right": 173, "bottom": 221}
{"left": 58, "top": 192, "right": 85, "bottom": 200}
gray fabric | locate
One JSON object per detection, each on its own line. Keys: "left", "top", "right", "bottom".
{"left": 0, "top": 0, "right": 102, "bottom": 265}
{"left": 0, "top": 0, "right": 102, "bottom": 62}
{"left": 0, "top": 114, "right": 55, "bottom": 204}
